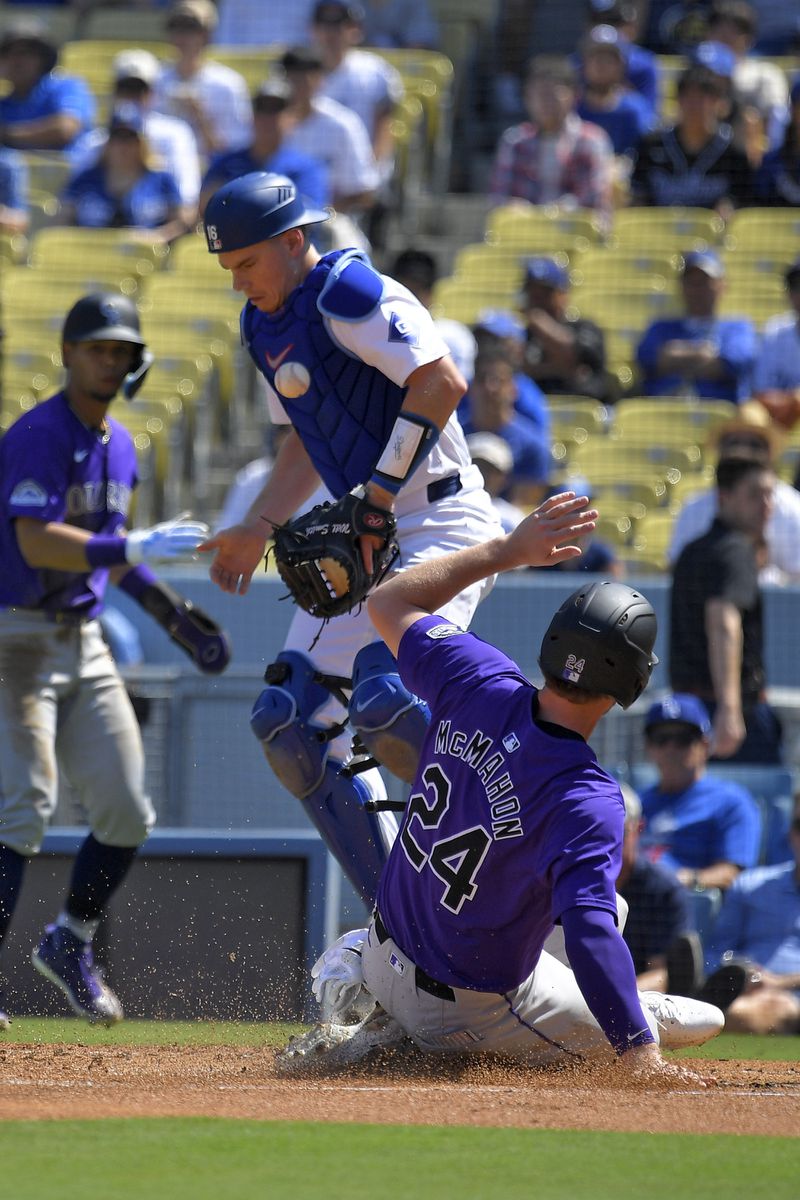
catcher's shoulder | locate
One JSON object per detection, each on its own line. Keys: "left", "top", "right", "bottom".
{"left": 317, "top": 250, "right": 384, "bottom": 324}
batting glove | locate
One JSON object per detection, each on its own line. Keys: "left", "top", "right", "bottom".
{"left": 311, "top": 928, "right": 371, "bottom": 1023}
{"left": 126, "top": 515, "right": 210, "bottom": 566}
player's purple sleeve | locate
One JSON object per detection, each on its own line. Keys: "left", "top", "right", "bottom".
{"left": 561, "top": 905, "right": 656, "bottom": 1055}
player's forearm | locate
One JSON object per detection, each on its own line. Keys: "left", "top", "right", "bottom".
{"left": 15, "top": 519, "right": 103, "bottom": 572}
{"left": 678, "top": 861, "right": 741, "bottom": 891}
{"left": 372, "top": 531, "right": 512, "bottom": 623}
{"left": 705, "top": 598, "right": 744, "bottom": 709}
{"left": 242, "top": 430, "right": 321, "bottom": 534}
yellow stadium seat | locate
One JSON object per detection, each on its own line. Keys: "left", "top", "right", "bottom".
{"left": 1, "top": 346, "right": 63, "bottom": 398}
{"left": 717, "top": 292, "right": 787, "bottom": 325}
{"left": 591, "top": 479, "right": 669, "bottom": 511}
{"left": 20, "top": 151, "right": 72, "bottom": 200}
{"left": 571, "top": 247, "right": 682, "bottom": 289}
{"left": 485, "top": 205, "right": 605, "bottom": 251}
{"left": 612, "top": 208, "right": 725, "bottom": 252}
{"left": 726, "top": 208, "right": 800, "bottom": 251}
{"left": 57, "top": 40, "right": 173, "bottom": 101}
{"left": 631, "top": 511, "right": 676, "bottom": 566}
{"left": 612, "top": 398, "right": 737, "bottom": 446}
{"left": 29, "top": 227, "right": 169, "bottom": 280}
{"left": 571, "top": 288, "right": 679, "bottom": 326}
{"left": 0, "top": 230, "right": 27, "bottom": 266}
{"left": 430, "top": 278, "right": 515, "bottom": 324}
{"left": 452, "top": 243, "right": 532, "bottom": 289}
{"left": 547, "top": 396, "right": 609, "bottom": 436}
{"left": 0, "top": 271, "right": 139, "bottom": 325}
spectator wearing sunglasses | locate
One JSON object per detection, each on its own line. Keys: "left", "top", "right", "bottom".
{"left": 639, "top": 693, "right": 762, "bottom": 892}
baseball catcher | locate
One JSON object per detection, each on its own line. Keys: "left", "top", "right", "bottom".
{"left": 271, "top": 487, "right": 399, "bottom": 621}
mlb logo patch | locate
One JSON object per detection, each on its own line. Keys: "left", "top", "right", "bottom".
{"left": 389, "top": 953, "right": 406, "bottom": 976}
{"left": 502, "top": 732, "right": 520, "bottom": 753}
{"left": 388, "top": 311, "right": 419, "bottom": 346}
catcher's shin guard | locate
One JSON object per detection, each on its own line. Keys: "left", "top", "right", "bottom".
{"left": 348, "top": 641, "right": 431, "bottom": 784}
{"left": 249, "top": 651, "right": 390, "bottom": 901}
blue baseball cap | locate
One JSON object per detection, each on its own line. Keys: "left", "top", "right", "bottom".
{"left": 682, "top": 249, "right": 725, "bottom": 278}
{"left": 691, "top": 40, "right": 736, "bottom": 78}
{"left": 524, "top": 256, "right": 570, "bottom": 290}
{"left": 645, "top": 693, "right": 711, "bottom": 736}
{"left": 582, "top": 24, "right": 628, "bottom": 57}
{"left": 474, "top": 308, "right": 525, "bottom": 341}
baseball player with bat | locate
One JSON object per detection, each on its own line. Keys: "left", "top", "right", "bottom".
{"left": 0, "top": 293, "right": 230, "bottom": 1028}
{"left": 279, "top": 496, "right": 724, "bottom": 1082}
{"left": 200, "top": 171, "right": 503, "bottom": 903}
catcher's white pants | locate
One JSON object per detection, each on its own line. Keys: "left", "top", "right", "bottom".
{"left": 0, "top": 611, "right": 155, "bottom": 856}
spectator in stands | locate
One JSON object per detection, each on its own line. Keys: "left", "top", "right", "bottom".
{"left": 0, "top": 19, "right": 95, "bottom": 158}
{"left": 585, "top": 0, "right": 660, "bottom": 119}
{"left": 360, "top": 0, "right": 440, "bottom": 49}
{"left": 311, "top": 1, "right": 404, "bottom": 186}
{"left": 471, "top": 309, "right": 553, "bottom": 434}
{"left": 460, "top": 346, "right": 553, "bottom": 506}
{"left": 489, "top": 55, "right": 615, "bottom": 221}
{"left": 687, "top": 796, "right": 800, "bottom": 1033}
{"left": 199, "top": 79, "right": 330, "bottom": 215}
{"left": 635, "top": 250, "right": 756, "bottom": 403}
{"left": 576, "top": 25, "right": 653, "bottom": 159}
{"left": 688, "top": 38, "right": 766, "bottom": 166}
{"left": 58, "top": 105, "right": 191, "bottom": 243}
{"left": 669, "top": 402, "right": 800, "bottom": 584}
{"left": 387, "top": 248, "right": 478, "bottom": 382}
{"left": 0, "top": 146, "right": 28, "bottom": 233}
{"left": 753, "top": 257, "right": 800, "bottom": 432}
{"left": 705, "top": 1, "right": 790, "bottom": 154}
{"left": 746, "top": 0, "right": 800, "bottom": 54}
{"left": 464, "top": 432, "right": 526, "bottom": 534}
{"left": 72, "top": 51, "right": 202, "bottom": 208}
{"left": 520, "top": 256, "right": 613, "bottom": 404}
{"left": 214, "top": 0, "right": 316, "bottom": 47}
{"left": 154, "top": 0, "right": 253, "bottom": 159}
{"left": 617, "top": 782, "right": 696, "bottom": 993}
{"left": 639, "top": 693, "right": 762, "bottom": 888}
{"left": 279, "top": 45, "right": 379, "bottom": 218}
{"left": 630, "top": 63, "right": 754, "bottom": 215}
{"left": 643, "top": 0, "right": 713, "bottom": 54}
{"left": 535, "top": 476, "right": 621, "bottom": 576}
{"left": 755, "top": 78, "right": 800, "bottom": 206}
{"left": 670, "top": 458, "right": 782, "bottom": 764}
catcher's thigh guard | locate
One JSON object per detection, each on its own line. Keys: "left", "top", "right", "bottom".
{"left": 250, "top": 651, "right": 389, "bottom": 901}
{"left": 349, "top": 641, "right": 430, "bottom": 784}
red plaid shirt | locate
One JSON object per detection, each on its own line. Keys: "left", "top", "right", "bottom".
{"left": 489, "top": 114, "right": 614, "bottom": 216}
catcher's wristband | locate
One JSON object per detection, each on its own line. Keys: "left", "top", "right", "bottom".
{"left": 369, "top": 411, "right": 440, "bottom": 496}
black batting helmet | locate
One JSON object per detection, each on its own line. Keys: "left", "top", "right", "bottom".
{"left": 539, "top": 581, "right": 658, "bottom": 709}
{"left": 62, "top": 292, "right": 153, "bottom": 399}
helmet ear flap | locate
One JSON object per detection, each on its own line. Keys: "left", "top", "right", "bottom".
{"left": 123, "top": 348, "right": 154, "bottom": 400}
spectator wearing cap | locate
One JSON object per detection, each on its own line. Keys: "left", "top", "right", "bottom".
{"left": 669, "top": 401, "right": 800, "bottom": 583}
{"left": 464, "top": 432, "right": 526, "bottom": 533}
{"left": 214, "top": 0, "right": 317, "bottom": 47}
{"left": 388, "top": 249, "right": 477, "bottom": 382}
{"left": 489, "top": 55, "right": 615, "bottom": 220}
{"left": 576, "top": 26, "right": 653, "bottom": 159}
{"left": 199, "top": 80, "right": 330, "bottom": 215}
{"left": 359, "top": 0, "right": 440, "bottom": 49}
{"left": 279, "top": 45, "right": 379, "bottom": 216}
{"left": 639, "top": 693, "right": 762, "bottom": 888}
{"left": 755, "top": 78, "right": 800, "bottom": 206}
{"left": 585, "top": 0, "right": 660, "bottom": 119}
{"left": 635, "top": 251, "right": 756, "bottom": 403}
{"left": 630, "top": 62, "right": 754, "bottom": 215}
{"left": 706, "top": 1, "right": 789, "bottom": 154}
{"left": 521, "top": 256, "right": 612, "bottom": 403}
{"left": 670, "top": 458, "right": 782, "bottom": 764}
{"left": 0, "top": 19, "right": 95, "bottom": 156}
{"left": 470, "top": 309, "right": 552, "bottom": 433}
{"left": 460, "top": 346, "right": 553, "bottom": 506}
{"left": 311, "top": 1, "right": 403, "bottom": 189}
{"left": 616, "top": 781, "right": 696, "bottom": 992}
{"left": 72, "top": 50, "right": 202, "bottom": 207}
{"left": 153, "top": 0, "right": 253, "bottom": 158}
{"left": 0, "top": 147, "right": 28, "bottom": 233}
{"left": 58, "top": 105, "right": 190, "bottom": 243}
{"left": 752, "top": 258, "right": 800, "bottom": 432}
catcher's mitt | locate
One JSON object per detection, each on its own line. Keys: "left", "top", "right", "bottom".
{"left": 271, "top": 488, "right": 399, "bottom": 620}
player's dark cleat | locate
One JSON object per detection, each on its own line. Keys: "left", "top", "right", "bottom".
{"left": 696, "top": 961, "right": 751, "bottom": 1011}
{"left": 275, "top": 1003, "right": 407, "bottom": 1075}
{"left": 639, "top": 991, "right": 725, "bottom": 1049}
{"left": 31, "top": 925, "right": 123, "bottom": 1026}
{"left": 665, "top": 931, "right": 705, "bottom": 997}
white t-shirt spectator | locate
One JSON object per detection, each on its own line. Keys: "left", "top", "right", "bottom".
{"left": 72, "top": 111, "right": 202, "bottom": 206}
{"left": 319, "top": 49, "right": 403, "bottom": 139}
{"left": 753, "top": 312, "right": 800, "bottom": 393}
{"left": 669, "top": 480, "right": 800, "bottom": 581}
{"left": 283, "top": 95, "right": 379, "bottom": 204}
{"left": 154, "top": 60, "right": 254, "bottom": 154}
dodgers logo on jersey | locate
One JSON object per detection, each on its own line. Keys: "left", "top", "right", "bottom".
{"left": 425, "top": 623, "right": 463, "bottom": 640}
{"left": 388, "top": 311, "right": 419, "bottom": 347}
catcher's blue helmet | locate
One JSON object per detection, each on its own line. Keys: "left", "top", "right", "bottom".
{"left": 203, "top": 172, "right": 330, "bottom": 254}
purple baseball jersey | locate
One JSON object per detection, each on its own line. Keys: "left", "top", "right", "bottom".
{"left": 376, "top": 614, "right": 625, "bottom": 993}
{"left": 0, "top": 392, "right": 137, "bottom": 617}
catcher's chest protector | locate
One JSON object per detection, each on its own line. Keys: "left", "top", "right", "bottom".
{"left": 242, "top": 250, "right": 407, "bottom": 498}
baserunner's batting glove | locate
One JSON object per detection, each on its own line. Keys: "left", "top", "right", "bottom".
{"left": 311, "top": 928, "right": 372, "bottom": 1023}
{"left": 125, "top": 514, "right": 210, "bottom": 565}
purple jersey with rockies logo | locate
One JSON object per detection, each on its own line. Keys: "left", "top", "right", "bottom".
{"left": 376, "top": 614, "right": 625, "bottom": 993}
{"left": 0, "top": 392, "right": 137, "bottom": 617}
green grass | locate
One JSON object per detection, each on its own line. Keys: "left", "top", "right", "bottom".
{"left": 0, "top": 1122, "right": 795, "bottom": 1200}
{"left": 673, "top": 1031, "right": 800, "bottom": 1061}
{"left": 0, "top": 1016, "right": 304, "bottom": 1046}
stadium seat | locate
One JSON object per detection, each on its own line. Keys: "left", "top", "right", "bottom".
{"left": 452, "top": 242, "right": 532, "bottom": 289}
{"left": 80, "top": 9, "right": 174, "bottom": 41}
{"left": 20, "top": 152, "right": 72, "bottom": 200}
{"left": 726, "top": 209, "right": 800, "bottom": 252}
{"left": 485, "top": 205, "right": 605, "bottom": 251}
{"left": 612, "top": 208, "right": 725, "bottom": 252}
{"left": 612, "top": 398, "right": 737, "bottom": 448}
{"left": 430, "top": 277, "right": 516, "bottom": 324}
{"left": 0, "top": 230, "right": 27, "bottom": 266}
{"left": 571, "top": 247, "right": 682, "bottom": 289}
{"left": 630, "top": 510, "right": 675, "bottom": 566}
{"left": 29, "top": 228, "right": 169, "bottom": 281}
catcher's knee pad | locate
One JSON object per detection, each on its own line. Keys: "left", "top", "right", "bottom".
{"left": 249, "top": 651, "right": 335, "bottom": 798}
{"left": 349, "top": 641, "right": 430, "bottom": 784}
{"left": 299, "top": 762, "right": 390, "bottom": 903}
